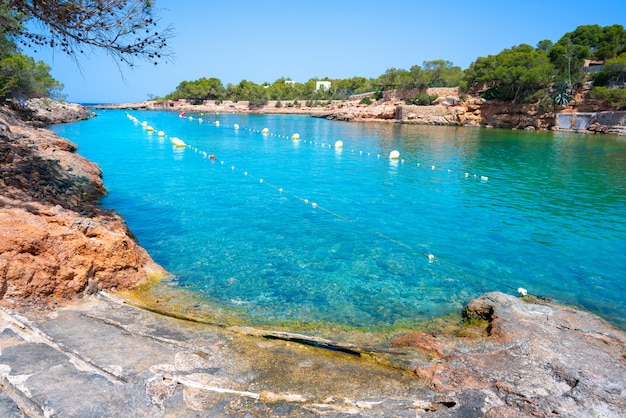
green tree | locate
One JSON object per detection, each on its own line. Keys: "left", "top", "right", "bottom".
{"left": 2, "top": 0, "right": 173, "bottom": 66}
{"left": 292, "top": 79, "right": 316, "bottom": 99}
{"left": 331, "top": 76, "right": 372, "bottom": 99}
{"left": 376, "top": 68, "right": 408, "bottom": 90}
{"left": 266, "top": 78, "right": 297, "bottom": 100}
{"left": 423, "top": 60, "right": 463, "bottom": 87}
{"left": 229, "top": 80, "right": 267, "bottom": 107}
{"left": 593, "top": 53, "right": 626, "bottom": 87}
{"left": 549, "top": 24, "right": 626, "bottom": 83}
{"left": 0, "top": 53, "right": 63, "bottom": 98}
{"left": 399, "top": 65, "right": 427, "bottom": 91}
{"left": 464, "top": 44, "right": 555, "bottom": 102}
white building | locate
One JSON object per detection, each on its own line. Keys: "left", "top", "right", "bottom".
{"left": 315, "top": 81, "right": 331, "bottom": 91}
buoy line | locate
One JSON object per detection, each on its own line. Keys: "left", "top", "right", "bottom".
{"left": 126, "top": 112, "right": 530, "bottom": 297}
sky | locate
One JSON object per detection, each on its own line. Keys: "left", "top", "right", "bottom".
{"left": 23, "top": 0, "right": 626, "bottom": 104}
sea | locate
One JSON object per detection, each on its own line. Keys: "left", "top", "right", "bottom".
{"left": 49, "top": 110, "right": 626, "bottom": 332}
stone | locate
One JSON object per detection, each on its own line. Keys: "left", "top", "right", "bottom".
{"left": 0, "top": 101, "right": 166, "bottom": 304}
{"left": 412, "top": 292, "right": 626, "bottom": 417}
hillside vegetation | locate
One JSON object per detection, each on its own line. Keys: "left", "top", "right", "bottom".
{"left": 162, "top": 24, "right": 626, "bottom": 110}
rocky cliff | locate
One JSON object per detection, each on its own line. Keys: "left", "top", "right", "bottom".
{"left": 314, "top": 87, "right": 626, "bottom": 133}
{"left": 0, "top": 100, "right": 166, "bottom": 304}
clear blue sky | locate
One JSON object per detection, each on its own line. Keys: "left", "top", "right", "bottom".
{"left": 24, "top": 0, "right": 625, "bottom": 104}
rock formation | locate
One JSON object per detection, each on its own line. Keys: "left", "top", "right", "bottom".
{"left": 393, "top": 292, "right": 626, "bottom": 417}
{"left": 0, "top": 101, "right": 165, "bottom": 304}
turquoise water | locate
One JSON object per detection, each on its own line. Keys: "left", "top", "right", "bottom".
{"left": 50, "top": 110, "right": 626, "bottom": 330}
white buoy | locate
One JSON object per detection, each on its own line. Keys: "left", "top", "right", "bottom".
{"left": 389, "top": 150, "right": 400, "bottom": 159}
{"left": 170, "top": 137, "right": 186, "bottom": 147}
{"left": 518, "top": 287, "right": 528, "bottom": 296}
{"left": 431, "top": 165, "right": 436, "bottom": 170}
{"left": 234, "top": 124, "right": 239, "bottom": 129}
{"left": 215, "top": 121, "right": 220, "bottom": 126}
{"left": 262, "top": 128, "right": 269, "bottom": 135}
{"left": 141, "top": 121, "right": 148, "bottom": 127}
{"left": 481, "top": 176, "right": 489, "bottom": 181}
{"left": 188, "top": 116, "right": 193, "bottom": 121}
{"left": 259, "top": 179, "right": 264, "bottom": 183}
{"left": 157, "top": 131, "right": 165, "bottom": 137}
{"left": 198, "top": 118, "right": 203, "bottom": 123}
{"left": 428, "top": 254, "right": 435, "bottom": 262}
{"left": 334, "top": 140, "right": 344, "bottom": 148}
{"left": 292, "top": 133, "right": 300, "bottom": 140}
{"left": 311, "top": 202, "right": 317, "bottom": 208}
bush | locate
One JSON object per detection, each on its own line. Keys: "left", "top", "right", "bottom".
{"left": 526, "top": 89, "right": 547, "bottom": 104}
{"left": 539, "top": 97, "right": 554, "bottom": 112}
{"left": 275, "top": 100, "right": 282, "bottom": 108}
{"left": 359, "top": 97, "right": 372, "bottom": 105}
{"left": 406, "top": 94, "right": 438, "bottom": 106}
{"left": 590, "top": 86, "right": 626, "bottom": 108}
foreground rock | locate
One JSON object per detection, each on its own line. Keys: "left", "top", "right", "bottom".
{"left": 0, "top": 291, "right": 624, "bottom": 417}
{"left": 0, "top": 101, "right": 165, "bottom": 303}
{"left": 400, "top": 292, "right": 626, "bottom": 417}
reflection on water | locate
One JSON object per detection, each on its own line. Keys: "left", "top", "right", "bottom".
{"left": 51, "top": 111, "right": 626, "bottom": 331}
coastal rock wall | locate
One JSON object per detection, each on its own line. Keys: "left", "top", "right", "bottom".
{"left": 0, "top": 102, "right": 165, "bottom": 304}
{"left": 555, "top": 111, "right": 626, "bottom": 134}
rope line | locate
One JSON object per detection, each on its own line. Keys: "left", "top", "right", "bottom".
{"left": 126, "top": 112, "right": 528, "bottom": 296}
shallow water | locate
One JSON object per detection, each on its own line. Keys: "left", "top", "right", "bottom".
{"left": 50, "top": 110, "right": 626, "bottom": 330}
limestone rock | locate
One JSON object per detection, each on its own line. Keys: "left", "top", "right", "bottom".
{"left": 411, "top": 292, "right": 626, "bottom": 417}
{"left": 0, "top": 101, "right": 166, "bottom": 304}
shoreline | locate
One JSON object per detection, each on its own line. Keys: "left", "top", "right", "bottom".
{"left": 92, "top": 95, "right": 626, "bottom": 134}
{"left": 1, "top": 290, "right": 624, "bottom": 416}
{"left": 1, "top": 99, "right": 625, "bottom": 415}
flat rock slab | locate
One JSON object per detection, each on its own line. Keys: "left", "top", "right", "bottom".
{"left": 0, "top": 295, "right": 436, "bottom": 417}
{"left": 1, "top": 291, "right": 625, "bottom": 417}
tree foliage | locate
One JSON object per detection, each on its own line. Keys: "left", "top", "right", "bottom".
{"left": 162, "top": 24, "right": 626, "bottom": 107}
{"left": 228, "top": 80, "right": 268, "bottom": 107}
{"left": 593, "top": 53, "right": 626, "bottom": 87}
{"left": 464, "top": 44, "right": 554, "bottom": 102}
{"left": 167, "top": 77, "right": 226, "bottom": 103}
{"left": 0, "top": 52, "right": 63, "bottom": 98}
{"left": 549, "top": 24, "right": 626, "bottom": 83}
{"left": 2, "top": 0, "right": 173, "bottom": 66}
{"left": 590, "top": 85, "right": 626, "bottom": 108}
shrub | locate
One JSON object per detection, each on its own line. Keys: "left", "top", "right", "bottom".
{"left": 539, "top": 97, "right": 553, "bottom": 112}
{"left": 526, "top": 89, "right": 548, "bottom": 104}
{"left": 275, "top": 100, "right": 282, "bottom": 108}
{"left": 359, "top": 97, "right": 373, "bottom": 105}
{"left": 590, "top": 86, "right": 626, "bottom": 108}
{"left": 406, "top": 94, "right": 438, "bottom": 106}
